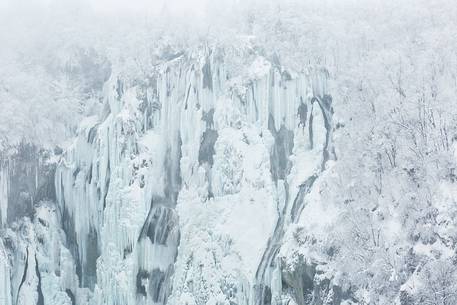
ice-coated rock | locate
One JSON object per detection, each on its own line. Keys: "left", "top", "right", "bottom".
{"left": 0, "top": 48, "right": 336, "bottom": 305}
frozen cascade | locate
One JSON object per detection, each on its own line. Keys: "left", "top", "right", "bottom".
{"left": 54, "top": 49, "right": 333, "bottom": 305}
{"left": 0, "top": 144, "right": 57, "bottom": 226}
{"left": 0, "top": 146, "right": 69, "bottom": 305}
{"left": 0, "top": 163, "right": 8, "bottom": 227}
{"left": 253, "top": 69, "right": 335, "bottom": 305}
{"left": 0, "top": 238, "right": 13, "bottom": 305}
{"left": 0, "top": 200, "right": 79, "bottom": 305}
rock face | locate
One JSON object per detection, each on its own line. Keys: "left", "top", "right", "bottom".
{"left": 0, "top": 201, "right": 80, "bottom": 305}
{"left": 0, "top": 238, "right": 13, "bottom": 305}
{"left": 1, "top": 144, "right": 56, "bottom": 228}
{"left": 0, "top": 50, "right": 340, "bottom": 305}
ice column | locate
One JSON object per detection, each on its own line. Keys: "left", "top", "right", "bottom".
{"left": 0, "top": 240, "right": 12, "bottom": 305}
{"left": 0, "top": 163, "right": 8, "bottom": 227}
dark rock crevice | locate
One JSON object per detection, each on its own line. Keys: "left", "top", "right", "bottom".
{"left": 138, "top": 200, "right": 179, "bottom": 246}
{"left": 136, "top": 267, "right": 174, "bottom": 304}
{"left": 297, "top": 97, "right": 308, "bottom": 131}
{"left": 290, "top": 174, "right": 318, "bottom": 223}
{"left": 16, "top": 247, "right": 29, "bottom": 305}
{"left": 35, "top": 254, "right": 44, "bottom": 305}
{"left": 202, "top": 57, "right": 213, "bottom": 91}
{"left": 65, "top": 289, "right": 76, "bottom": 305}
{"left": 198, "top": 108, "right": 218, "bottom": 199}
{"left": 268, "top": 114, "right": 294, "bottom": 184}
{"left": 310, "top": 95, "right": 336, "bottom": 170}
{"left": 255, "top": 88, "right": 337, "bottom": 305}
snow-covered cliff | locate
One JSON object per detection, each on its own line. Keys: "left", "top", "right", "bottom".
{"left": 45, "top": 49, "right": 336, "bottom": 305}
{"left": 3, "top": 1, "right": 457, "bottom": 304}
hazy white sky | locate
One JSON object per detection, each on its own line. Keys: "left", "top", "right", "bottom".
{"left": 0, "top": 0, "right": 241, "bottom": 17}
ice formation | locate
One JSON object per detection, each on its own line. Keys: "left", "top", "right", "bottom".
{"left": 0, "top": 49, "right": 337, "bottom": 305}
{"left": 0, "top": 163, "right": 8, "bottom": 228}
{"left": 1, "top": 238, "right": 13, "bottom": 305}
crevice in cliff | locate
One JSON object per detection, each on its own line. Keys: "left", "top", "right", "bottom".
{"left": 268, "top": 114, "right": 294, "bottom": 184}
{"left": 65, "top": 289, "right": 76, "bottom": 305}
{"left": 311, "top": 95, "right": 336, "bottom": 171}
{"left": 290, "top": 175, "right": 318, "bottom": 223}
{"left": 255, "top": 113, "right": 295, "bottom": 305}
{"left": 16, "top": 247, "right": 29, "bottom": 305}
{"left": 255, "top": 79, "right": 336, "bottom": 305}
{"left": 199, "top": 108, "right": 218, "bottom": 199}
{"left": 34, "top": 254, "right": 44, "bottom": 305}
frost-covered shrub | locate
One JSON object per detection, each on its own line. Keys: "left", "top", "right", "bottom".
{"left": 414, "top": 259, "right": 457, "bottom": 305}
{"left": 212, "top": 138, "right": 244, "bottom": 196}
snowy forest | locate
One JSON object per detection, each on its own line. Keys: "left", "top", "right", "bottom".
{"left": 1, "top": 0, "right": 457, "bottom": 304}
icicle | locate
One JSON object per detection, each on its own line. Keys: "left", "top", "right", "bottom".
{"left": 0, "top": 240, "right": 12, "bottom": 305}
{"left": 0, "top": 162, "right": 8, "bottom": 227}
{"left": 54, "top": 49, "right": 331, "bottom": 305}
